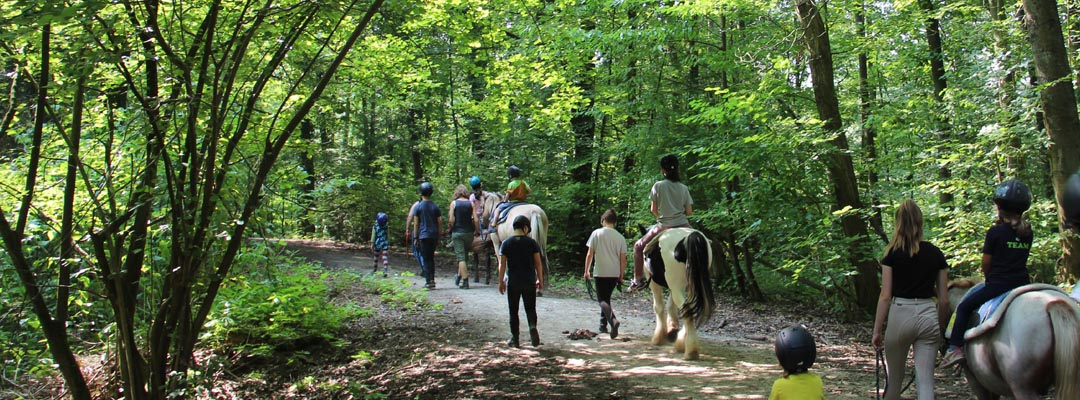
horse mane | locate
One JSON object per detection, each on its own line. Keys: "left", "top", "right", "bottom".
{"left": 947, "top": 278, "right": 983, "bottom": 290}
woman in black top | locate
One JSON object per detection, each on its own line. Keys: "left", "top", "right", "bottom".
{"left": 872, "top": 200, "right": 949, "bottom": 400}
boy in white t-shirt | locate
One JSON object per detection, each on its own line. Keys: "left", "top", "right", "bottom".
{"left": 584, "top": 209, "right": 627, "bottom": 339}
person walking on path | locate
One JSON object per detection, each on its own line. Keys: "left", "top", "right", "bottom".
{"left": 448, "top": 184, "right": 479, "bottom": 289}
{"left": 411, "top": 182, "right": 443, "bottom": 289}
{"left": 584, "top": 209, "right": 626, "bottom": 339}
{"left": 371, "top": 212, "right": 391, "bottom": 277}
{"left": 498, "top": 215, "right": 544, "bottom": 347}
{"left": 872, "top": 199, "right": 949, "bottom": 400}
{"left": 629, "top": 154, "right": 693, "bottom": 292}
{"left": 941, "top": 179, "right": 1033, "bottom": 368}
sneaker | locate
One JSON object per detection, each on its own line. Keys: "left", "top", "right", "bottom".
{"left": 529, "top": 328, "right": 541, "bottom": 347}
{"left": 940, "top": 348, "right": 965, "bottom": 368}
{"left": 507, "top": 337, "right": 520, "bottom": 348}
{"left": 609, "top": 316, "right": 620, "bottom": 340}
{"left": 599, "top": 326, "right": 608, "bottom": 334}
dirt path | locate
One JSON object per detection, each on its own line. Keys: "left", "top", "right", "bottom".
{"left": 284, "top": 239, "right": 974, "bottom": 399}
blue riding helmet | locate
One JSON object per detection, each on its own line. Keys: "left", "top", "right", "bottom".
{"left": 418, "top": 182, "right": 434, "bottom": 196}
{"left": 469, "top": 176, "right": 482, "bottom": 190}
{"left": 376, "top": 212, "right": 388, "bottom": 226}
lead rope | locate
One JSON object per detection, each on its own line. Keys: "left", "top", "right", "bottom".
{"left": 875, "top": 348, "right": 884, "bottom": 400}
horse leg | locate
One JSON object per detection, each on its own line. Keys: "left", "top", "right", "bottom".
{"left": 680, "top": 319, "right": 700, "bottom": 360}
{"left": 665, "top": 296, "right": 679, "bottom": 342}
{"left": 650, "top": 284, "right": 667, "bottom": 345}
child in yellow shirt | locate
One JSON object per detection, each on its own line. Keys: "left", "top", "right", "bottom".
{"left": 769, "top": 325, "right": 825, "bottom": 400}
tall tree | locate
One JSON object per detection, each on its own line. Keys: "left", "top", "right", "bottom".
{"left": 1020, "top": 0, "right": 1080, "bottom": 279}
{"left": 795, "top": 0, "right": 880, "bottom": 313}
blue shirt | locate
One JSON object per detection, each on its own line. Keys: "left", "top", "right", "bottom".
{"left": 414, "top": 200, "right": 441, "bottom": 240}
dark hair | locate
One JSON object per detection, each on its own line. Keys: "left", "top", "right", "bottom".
{"left": 660, "top": 154, "right": 680, "bottom": 182}
{"left": 512, "top": 215, "right": 530, "bottom": 230}
{"left": 601, "top": 209, "right": 617, "bottom": 225}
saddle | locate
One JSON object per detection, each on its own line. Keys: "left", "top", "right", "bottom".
{"left": 948, "top": 283, "right": 1065, "bottom": 341}
{"left": 494, "top": 201, "right": 530, "bottom": 225}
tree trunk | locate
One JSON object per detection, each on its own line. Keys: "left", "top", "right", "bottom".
{"left": 795, "top": 0, "right": 880, "bottom": 314}
{"left": 300, "top": 119, "right": 317, "bottom": 234}
{"left": 857, "top": 1, "right": 887, "bottom": 243}
{"left": 568, "top": 19, "right": 597, "bottom": 267}
{"left": 919, "top": 0, "right": 954, "bottom": 206}
{"left": 1020, "top": 0, "right": 1080, "bottom": 279}
{"left": 408, "top": 108, "right": 425, "bottom": 182}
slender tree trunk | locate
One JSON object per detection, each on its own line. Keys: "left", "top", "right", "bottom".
{"left": 919, "top": 0, "right": 954, "bottom": 206}
{"left": 857, "top": 1, "right": 886, "bottom": 242}
{"left": 568, "top": 20, "right": 597, "bottom": 266}
{"left": 0, "top": 24, "right": 93, "bottom": 400}
{"left": 795, "top": 0, "right": 879, "bottom": 314}
{"left": 408, "top": 108, "right": 424, "bottom": 182}
{"left": 1020, "top": 0, "right": 1080, "bottom": 279}
{"left": 300, "top": 119, "right": 316, "bottom": 234}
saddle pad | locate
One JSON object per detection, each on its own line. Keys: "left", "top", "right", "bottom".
{"left": 963, "top": 283, "right": 1065, "bottom": 341}
{"left": 495, "top": 201, "right": 530, "bottom": 225}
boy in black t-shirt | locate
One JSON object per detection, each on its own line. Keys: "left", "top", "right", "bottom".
{"left": 498, "top": 215, "right": 544, "bottom": 347}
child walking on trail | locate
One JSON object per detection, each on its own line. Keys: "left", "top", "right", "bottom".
{"left": 941, "top": 179, "right": 1033, "bottom": 368}
{"left": 490, "top": 165, "right": 531, "bottom": 229}
{"left": 410, "top": 182, "right": 443, "bottom": 289}
{"left": 769, "top": 325, "right": 825, "bottom": 400}
{"left": 629, "top": 154, "right": 693, "bottom": 292}
{"left": 371, "top": 212, "right": 390, "bottom": 277}
{"left": 584, "top": 209, "right": 626, "bottom": 339}
{"left": 498, "top": 215, "right": 544, "bottom": 348}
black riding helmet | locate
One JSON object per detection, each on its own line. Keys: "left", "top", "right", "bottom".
{"left": 775, "top": 325, "right": 816, "bottom": 374}
{"left": 993, "top": 179, "right": 1031, "bottom": 213}
{"left": 418, "top": 182, "right": 434, "bottom": 197}
{"left": 507, "top": 165, "right": 522, "bottom": 179}
{"left": 1065, "top": 170, "right": 1080, "bottom": 229}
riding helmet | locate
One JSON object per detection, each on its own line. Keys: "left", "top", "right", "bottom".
{"left": 993, "top": 179, "right": 1031, "bottom": 213}
{"left": 507, "top": 165, "right": 522, "bottom": 179}
{"left": 376, "top": 212, "right": 388, "bottom": 226}
{"left": 775, "top": 325, "right": 816, "bottom": 373}
{"left": 469, "top": 176, "right": 482, "bottom": 190}
{"left": 1065, "top": 169, "right": 1080, "bottom": 228}
{"left": 418, "top": 182, "right": 434, "bottom": 196}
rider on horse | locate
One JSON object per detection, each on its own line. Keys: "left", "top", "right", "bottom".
{"left": 942, "top": 179, "right": 1034, "bottom": 368}
{"left": 490, "top": 165, "right": 531, "bottom": 230}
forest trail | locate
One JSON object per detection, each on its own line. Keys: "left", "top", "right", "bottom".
{"left": 285, "top": 239, "right": 972, "bottom": 399}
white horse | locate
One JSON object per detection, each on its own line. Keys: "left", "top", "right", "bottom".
{"left": 489, "top": 203, "right": 549, "bottom": 283}
{"left": 645, "top": 228, "right": 715, "bottom": 360}
{"left": 947, "top": 279, "right": 1080, "bottom": 400}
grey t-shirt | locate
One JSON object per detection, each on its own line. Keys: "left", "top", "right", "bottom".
{"left": 650, "top": 179, "right": 692, "bottom": 227}
{"left": 586, "top": 226, "right": 627, "bottom": 278}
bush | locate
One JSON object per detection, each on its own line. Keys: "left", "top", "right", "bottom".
{"left": 205, "top": 253, "right": 366, "bottom": 358}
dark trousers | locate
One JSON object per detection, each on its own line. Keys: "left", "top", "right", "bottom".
{"left": 595, "top": 277, "right": 618, "bottom": 328}
{"left": 949, "top": 280, "right": 1025, "bottom": 348}
{"left": 418, "top": 238, "right": 438, "bottom": 284}
{"left": 507, "top": 284, "right": 538, "bottom": 339}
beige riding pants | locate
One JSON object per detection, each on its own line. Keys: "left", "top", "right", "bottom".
{"left": 884, "top": 297, "right": 939, "bottom": 400}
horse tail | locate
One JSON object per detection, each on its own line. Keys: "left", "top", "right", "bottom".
{"left": 679, "top": 231, "right": 715, "bottom": 327}
{"left": 530, "top": 209, "right": 548, "bottom": 278}
{"left": 1048, "top": 297, "right": 1080, "bottom": 400}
